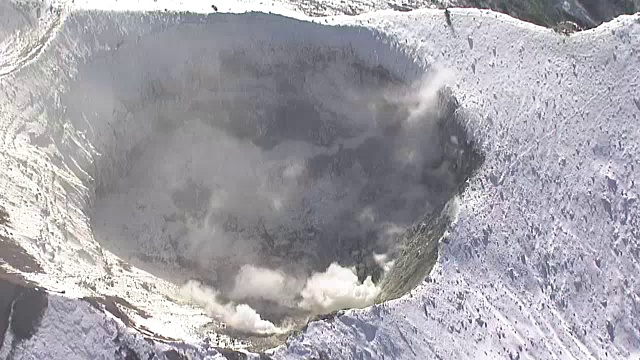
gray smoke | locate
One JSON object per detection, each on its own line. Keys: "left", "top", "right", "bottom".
{"left": 180, "top": 279, "right": 287, "bottom": 335}
{"left": 87, "top": 40, "right": 462, "bottom": 334}
{"left": 174, "top": 70, "right": 457, "bottom": 334}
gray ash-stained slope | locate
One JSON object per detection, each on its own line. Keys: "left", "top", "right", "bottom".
{"left": 0, "top": 237, "right": 44, "bottom": 275}
{"left": 0, "top": 207, "right": 43, "bottom": 275}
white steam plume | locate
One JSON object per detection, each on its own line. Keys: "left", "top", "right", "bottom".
{"left": 182, "top": 262, "right": 383, "bottom": 333}
{"left": 179, "top": 280, "right": 286, "bottom": 334}
{"left": 229, "top": 264, "right": 302, "bottom": 306}
{"left": 405, "top": 68, "right": 455, "bottom": 125}
{"left": 100, "top": 62, "right": 459, "bottom": 334}
{"left": 373, "top": 253, "right": 395, "bottom": 274}
{"left": 299, "top": 263, "right": 379, "bottom": 314}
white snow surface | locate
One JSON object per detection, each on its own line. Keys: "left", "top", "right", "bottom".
{"left": 277, "top": 10, "right": 640, "bottom": 360}
{"left": 0, "top": 0, "right": 65, "bottom": 76}
{"left": 0, "top": 1, "right": 638, "bottom": 359}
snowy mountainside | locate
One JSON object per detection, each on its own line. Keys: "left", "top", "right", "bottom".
{"left": 71, "top": 0, "right": 640, "bottom": 28}
{"left": 0, "top": 273, "right": 243, "bottom": 359}
{"left": 0, "top": 0, "right": 65, "bottom": 77}
{"left": 0, "top": 2, "right": 638, "bottom": 360}
{"left": 276, "top": 10, "right": 640, "bottom": 360}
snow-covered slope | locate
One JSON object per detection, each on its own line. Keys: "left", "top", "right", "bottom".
{"left": 0, "top": 1, "right": 639, "bottom": 359}
{"left": 70, "top": 0, "right": 640, "bottom": 28}
{"left": 277, "top": 10, "right": 640, "bottom": 360}
{"left": 0, "top": 0, "right": 65, "bottom": 77}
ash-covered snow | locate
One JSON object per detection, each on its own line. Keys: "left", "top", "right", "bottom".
{"left": 0, "top": 1, "right": 639, "bottom": 359}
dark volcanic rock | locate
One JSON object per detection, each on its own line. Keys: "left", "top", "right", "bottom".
{"left": 446, "top": 0, "right": 639, "bottom": 29}
{"left": 10, "top": 287, "right": 48, "bottom": 341}
{"left": 0, "top": 207, "right": 43, "bottom": 274}
{"left": 0, "top": 237, "right": 43, "bottom": 274}
{"left": 0, "top": 281, "right": 20, "bottom": 350}
{"left": 215, "top": 348, "right": 248, "bottom": 360}
{"left": 164, "top": 349, "right": 188, "bottom": 360}
{"left": 116, "top": 345, "right": 141, "bottom": 360}
{"left": 0, "top": 277, "right": 48, "bottom": 353}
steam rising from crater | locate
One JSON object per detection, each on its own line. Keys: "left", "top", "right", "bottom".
{"left": 0, "top": 8, "right": 483, "bottom": 347}
{"left": 84, "top": 29, "right": 466, "bottom": 334}
{"left": 180, "top": 262, "right": 381, "bottom": 334}
{"left": 170, "top": 71, "right": 459, "bottom": 334}
{"left": 298, "top": 263, "right": 379, "bottom": 314}
{"left": 180, "top": 280, "right": 285, "bottom": 335}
